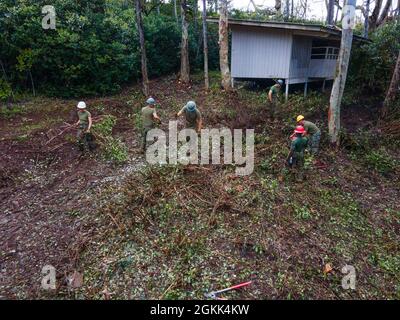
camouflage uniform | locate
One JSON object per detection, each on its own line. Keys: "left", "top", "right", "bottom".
{"left": 303, "top": 120, "right": 320, "bottom": 155}
{"left": 178, "top": 106, "right": 202, "bottom": 142}
{"left": 289, "top": 135, "right": 308, "bottom": 182}
{"left": 179, "top": 105, "right": 202, "bottom": 130}
{"left": 141, "top": 105, "right": 157, "bottom": 151}
{"left": 268, "top": 84, "right": 280, "bottom": 119}
{"left": 76, "top": 110, "right": 94, "bottom": 151}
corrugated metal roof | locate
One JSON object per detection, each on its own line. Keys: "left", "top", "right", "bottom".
{"left": 206, "top": 17, "right": 369, "bottom": 42}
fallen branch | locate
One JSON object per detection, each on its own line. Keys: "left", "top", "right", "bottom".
{"left": 44, "top": 115, "right": 109, "bottom": 147}
{"left": 46, "top": 141, "right": 69, "bottom": 152}
{"left": 43, "top": 124, "right": 76, "bottom": 146}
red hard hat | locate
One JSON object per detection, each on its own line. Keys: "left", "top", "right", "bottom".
{"left": 294, "top": 125, "right": 305, "bottom": 134}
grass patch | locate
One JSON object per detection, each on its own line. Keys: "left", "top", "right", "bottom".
{"left": 0, "top": 105, "right": 27, "bottom": 119}
{"left": 15, "top": 134, "right": 29, "bottom": 142}
{"left": 364, "top": 148, "right": 398, "bottom": 175}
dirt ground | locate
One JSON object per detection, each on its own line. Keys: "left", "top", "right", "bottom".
{"left": 1, "top": 73, "right": 399, "bottom": 299}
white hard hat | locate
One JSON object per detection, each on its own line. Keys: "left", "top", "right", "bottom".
{"left": 77, "top": 101, "right": 86, "bottom": 109}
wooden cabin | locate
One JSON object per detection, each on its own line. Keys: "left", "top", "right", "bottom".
{"left": 207, "top": 18, "right": 367, "bottom": 99}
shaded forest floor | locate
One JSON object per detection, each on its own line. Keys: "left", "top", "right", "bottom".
{"left": 1, "top": 72, "right": 399, "bottom": 299}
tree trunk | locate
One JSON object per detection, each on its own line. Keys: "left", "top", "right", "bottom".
{"left": 334, "top": 0, "right": 340, "bottom": 24}
{"left": 180, "top": 0, "right": 190, "bottom": 84}
{"left": 328, "top": 0, "right": 355, "bottom": 146}
{"left": 377, "top": 0, "right": 392, "bottom": 27}
{"left": 275, "top": 0, "right": 282, "bottom": 12}
{"left": 29, "top": 71, "right": 36, "bottom": 97}
{"left": 291, "top": 0, "right": 294, "bottom": 18}
{"left": 135, "top": 0, "right": 150, "bottom": 96}
{"left": 382, "top": 51, "right": 400, "bottom": 118}
{"left": 364, "top": 0, "right": 370, "bottom": 38}
{"left": 193, "top": 0, "right": 198, "bottom": 34}
{"left": 202, "top": 0, "right": 209, "bottom": 90}
{"left": 327, "top": 0, "right": 335, "bottom": 25}
{"left": 284, "top": 0, "right": 290, "bottom": 20}
{"left": 173, "top": 0, "right": 178, "bottom": 22}
{"left": 218, "top": 0, "right": 231, "bottom": 90}
{"left": 369, "top": 0, "right": 383, "bottom": 31}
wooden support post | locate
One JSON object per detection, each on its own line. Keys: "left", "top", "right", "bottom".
{"left": 322, "top": 79, "right": 326, "bottom": 92}
{"left": 304, "top": 79, "right": 308, "bottom": 97}
{"left": 285, "top": 80, "right": 289, "bottom": 102}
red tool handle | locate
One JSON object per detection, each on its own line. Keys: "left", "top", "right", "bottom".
{"left": 207, "top": 280, "right": 253, "bottom": 298}
{"left": 227, "top": 281, "right": 252, "bottom": 290}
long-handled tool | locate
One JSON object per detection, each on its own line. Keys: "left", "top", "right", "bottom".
{"left": 205, "top": 281, "right": 252, "bottom": 299}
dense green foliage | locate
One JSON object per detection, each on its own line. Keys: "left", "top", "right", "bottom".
{"left": 0, "top": 0, "right": 219, "bottom": 98}
{"left": 348, "top": 22, "right": 400, "bottom": 101}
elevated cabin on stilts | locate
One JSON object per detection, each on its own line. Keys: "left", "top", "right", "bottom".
{"left": 207, "top": 18, "right": 368, "bottom": 100}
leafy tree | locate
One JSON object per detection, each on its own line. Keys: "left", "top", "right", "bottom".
{"left": 0, "top": 0, "right": 218, "bottom": 98}
{"left": 348, "top": 21, "right": 400, "bottom": 99}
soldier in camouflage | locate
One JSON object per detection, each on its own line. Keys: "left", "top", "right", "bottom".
{"left": 268, "top": 79, "right": 283, "bottom": 119}
{"left": 287, "top": 125, "right": 308, "bottom": 182}
{"left": 75, "top": 101, "right": 94, "bottom": 151}
{"left": 141, "top": 97, "right": 161, "bottom": 152}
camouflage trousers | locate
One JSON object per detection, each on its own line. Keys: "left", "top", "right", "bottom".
{"left": 77, "top": 125, "right": 95, "bottom": 151}
{"left": 309, "top": 131, "right": 321, "bottom": 155}
{"left": 291, "top": 152, "right": 305, "bottom": 182}
{"left": 142, "top": 127, "right": 153, "bottom": 152}
{"left": 269, "top": 99, "right": 278, "bottom": 119}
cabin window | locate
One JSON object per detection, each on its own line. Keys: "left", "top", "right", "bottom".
{"left": 311, "top": 47, "right": 339, "bottom": 60}
{"left": 327, "top": 48, "right": 339, "bottom": 59}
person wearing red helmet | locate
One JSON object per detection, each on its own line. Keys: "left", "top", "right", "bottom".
{"left": 296, "top": 115, "right": 320, "bottom": 155}
{"left": 286, "top": 125, "right": 308, "bottom": 182}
